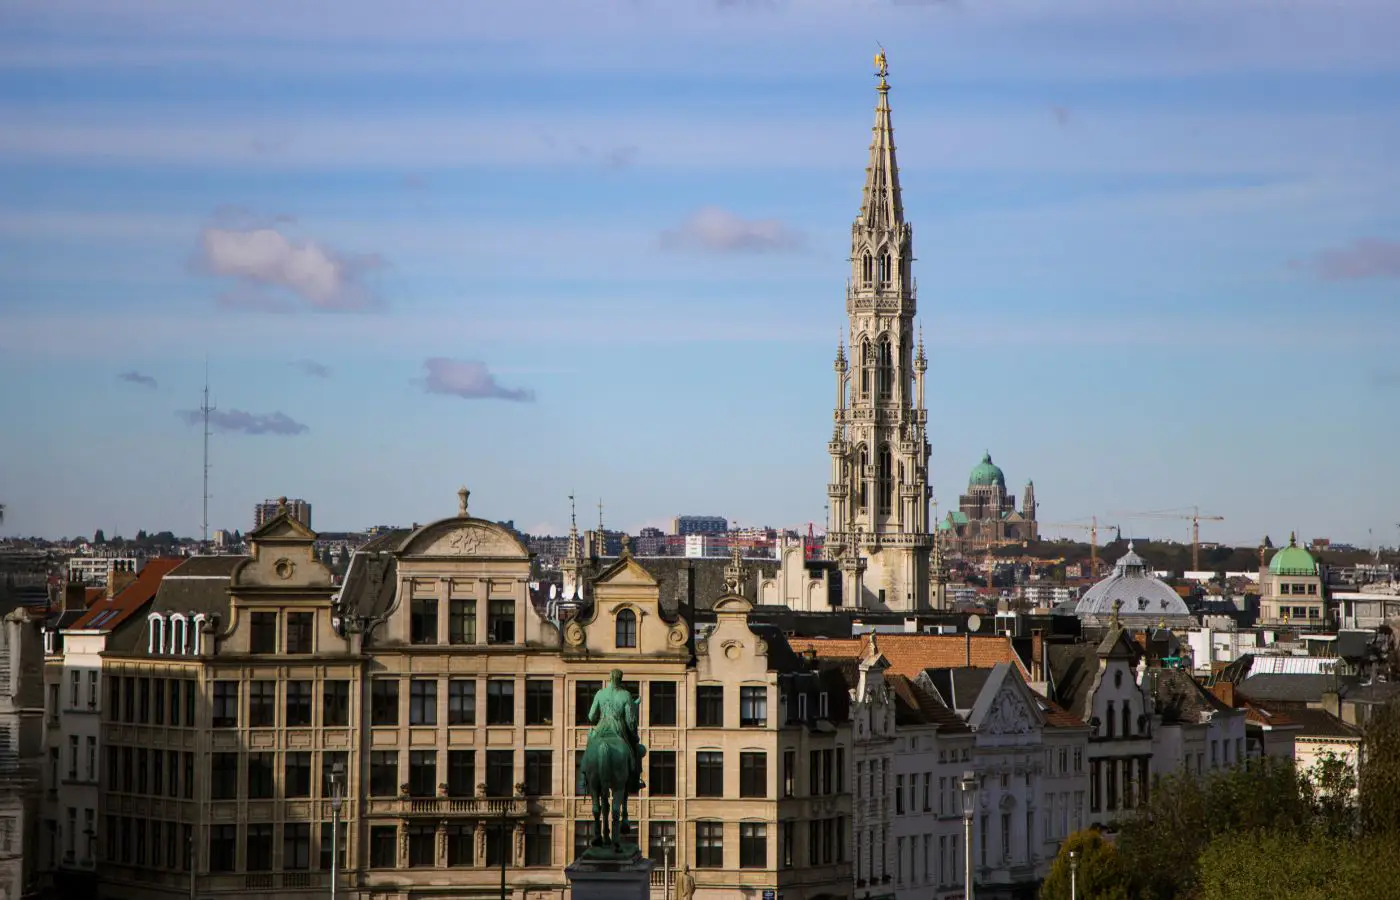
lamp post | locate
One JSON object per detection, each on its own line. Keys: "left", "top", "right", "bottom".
{"left": 1069, "top": 848, "right": 1079, "bottom": 900}
{"left": 960, "top": 771, "right": 978, "bottom": 900}
{"left": 330, "top": 762, "right": 344, "bottom": 900}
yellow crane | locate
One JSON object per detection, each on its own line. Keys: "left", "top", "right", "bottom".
{"left": 1113, "top": 506, "right": 1225, "bottom": 573}
{"left": 1040, "top": 516, "right": 1118, "bottom": 578}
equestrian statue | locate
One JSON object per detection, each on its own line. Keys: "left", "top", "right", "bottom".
{"left": 580, "top": 669, "right": 646, "bottom": 859}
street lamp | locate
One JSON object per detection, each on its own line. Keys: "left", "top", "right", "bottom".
{"left": 960, "top": 771, "right": 978, "bottom": 900}
{"left": 1069, "top": 848, "right": 1079, "bottom": 900}
{"left": 330, "top": 762, "right": 344, "bottom": 900}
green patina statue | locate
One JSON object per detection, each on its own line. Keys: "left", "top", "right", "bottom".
{"left": 580, "top": 669, "right": 646, "bottom": 859}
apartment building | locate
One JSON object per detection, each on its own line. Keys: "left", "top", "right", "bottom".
{"left": 1, "top": 606, "right": 44, "bottom": 900}
{"left": 90, "top": 495, "right": 853, "bottom": 900}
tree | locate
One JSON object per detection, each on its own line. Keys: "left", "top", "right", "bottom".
{"left": 93, "top": 528, "right": 106, "bottom": 545}
{"left": 1199, "top": 831, "right": 1400, "bottom": 900}
{"left": 1041, "top": 828, "right": 1130, "bottom": 900}
{"left": 1360, "top": 699, "right": 1400, "bottom": 837}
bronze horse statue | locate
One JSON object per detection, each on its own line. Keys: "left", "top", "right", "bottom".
{"left": 580, "top": 669, "right": 645, "bottom": 855}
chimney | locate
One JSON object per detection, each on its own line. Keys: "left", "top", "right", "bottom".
{"left": 1031, "top": 630, "right": 1044, "bottom": 683}
{"left": 1210, "top": 681, "right": 1236, "bottom": 708}
{"left": 1321, "top": 689, "right": 1341, "bottom": 719}
{"left": 64, "top": 581, "right": 87, "bottom": 612}
{"left": 107, "top": 560, "right": 138, "bottom": 599}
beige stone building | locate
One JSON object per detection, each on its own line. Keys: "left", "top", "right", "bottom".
{"left": 93, "top": 496, "right": 852, "bottom": 900}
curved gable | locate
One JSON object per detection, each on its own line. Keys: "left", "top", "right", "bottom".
{"left": 398, "top": 517, "right": 529, "bottom": 560}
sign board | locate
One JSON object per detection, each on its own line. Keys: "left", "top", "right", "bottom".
{"left": 763, "top": 891, "right": 776, "bottom": 900}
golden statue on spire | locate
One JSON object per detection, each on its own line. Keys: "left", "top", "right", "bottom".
{"left": 874, "top": 46, "right": 888, "bottom": 81}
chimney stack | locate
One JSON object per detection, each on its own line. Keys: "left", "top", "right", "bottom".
{"left": 1031, "top": 629, "right": 1044, "bottom": 683}
{"left": 107, "top": 560, "right": 138, "bottom": 599}
{"left": 64, "top": 581, "right": 87, "bottom": 612}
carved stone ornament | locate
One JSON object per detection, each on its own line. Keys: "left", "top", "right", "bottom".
{"left": 564, "top": 620, "right": 586, "bottom": 647}
{"left": 446, "top": 528, "right": 483, "bottom": 555}
{"left": 274, "top": 558, "right": 295, "bottom": 580}
{"left": 666, "top": 623, "right": 688, "bottom": 648}
{"left": 695, "top": 638, "right": 709, "bottom": 657}
{"left": 982, "top": 688, "right": 1033, "bottom": 735}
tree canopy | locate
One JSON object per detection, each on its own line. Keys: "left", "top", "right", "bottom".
{"left": 1041, "top": 828, "right": 1130, "bottom": 900}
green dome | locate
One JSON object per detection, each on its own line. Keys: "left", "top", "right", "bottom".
{"left": 1269, "top": 533, "right": 1318, "bottom": 576}
{"left": 969, "top": 452, "right": 1006, "bottom": 489}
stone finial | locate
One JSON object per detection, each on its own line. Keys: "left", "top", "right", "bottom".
{"left": 1111, "top": 597, "right": 1124, "bottom": 629}
{"left": 276, "top": 496, "right": 288, "bottom": 515}
{"left": 620, "top": 534, "right": 632, "bottom": 557}
{"left": 458, "top": 486, "right": 470, "bottom": 517}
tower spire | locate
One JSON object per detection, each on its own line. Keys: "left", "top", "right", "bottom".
{"left": 860, "top": 48, "right": 903, "bottom": 230}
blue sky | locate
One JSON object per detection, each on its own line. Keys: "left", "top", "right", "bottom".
{"left": 2, "top": 0, "right": 1399, "bottom": 547}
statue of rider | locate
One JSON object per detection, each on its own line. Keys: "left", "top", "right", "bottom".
{"left": 588, "top": 668, "right": 646, "bottom": 794}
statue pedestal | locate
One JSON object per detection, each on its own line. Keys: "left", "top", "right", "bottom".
{"left": 565, "top": 852, "right": 654, "bottom": 900}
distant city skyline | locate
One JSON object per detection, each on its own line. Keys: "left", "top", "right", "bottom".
{"left": 2, "top": 1, "right": 1398, "bottom": 544}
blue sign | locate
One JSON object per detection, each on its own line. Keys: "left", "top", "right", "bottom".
{"left": 763, "top": 892, "right": 776, "bottom": 900}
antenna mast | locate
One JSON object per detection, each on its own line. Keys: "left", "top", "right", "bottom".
{"left": 201, "top": 361, "right": 216, "bottom": 549}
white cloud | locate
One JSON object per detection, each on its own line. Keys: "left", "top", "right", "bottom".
{"left": 660, "top": 206, "right": 805, "bottom": 254}
{"left": 176, "top": 408, "right": 309, "bottom": 435}
{"left": 199, "top": 218, "right": 384, "bottom": 311}
{"left": 418, "top": 358, "right": 536, "bottom": 402}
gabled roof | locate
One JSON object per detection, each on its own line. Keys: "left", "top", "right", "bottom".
{"left": 887, "top": 673, "right": 971, "bottom": 732}
{"left": 790, "top": 633, "right": 1030, "bottom": 680}
{"left": 1046, "top": 642, "right": 1101, "bottom": 721}
{"left": 1142, "top": 667, "right": 1234, "bottom": 726}
{"left": 1285, "top": 707, "right": 1362, "bottom": 740}
{"left": 1241, "top": 701, "right": 1300, "bottom": 730}
{"left": 922, "top": 666, "right": 994, "bottom": 712}
{"left": 68, "top": 558, "right": 183, "bottom": 632}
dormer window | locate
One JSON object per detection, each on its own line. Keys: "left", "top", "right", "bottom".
{"left": 818, "top": 691, "right": 830, "bottom": 719}
{"left": 797, "top": 694, "right": 809, "bottom": 721}
{"left": 615, "top": 609, "right": 637, "bottom": 649}
{"left": 169, "top": 614, "right": 188, "bottom": 655}
{"left": 146, "top": 614, "right": 166, "bottom": 655}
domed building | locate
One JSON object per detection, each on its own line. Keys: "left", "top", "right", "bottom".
{"left": 1259, "top": 533, "right": 1326, "bottom": 627}
{"left": 1071, "top": 545, "right": 1195, "bottom": 628}
{"left": 937, "top": 451, "right": 1038, "bottom": 553}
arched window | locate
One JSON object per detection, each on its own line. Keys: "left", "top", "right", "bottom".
{"left": 862, "top": 252, "right": 873, "bottom": 286}
{"left": 615, "top": 609, "right": 637, "bottom": 649}
{"left": 856, "top": 446, "right": 869, "bottom": 510}
{"left": 860, "top": 340, "right": 872, "bottom": 397}
{"left": 879, "top": 252, "right": 893, "bottom": 285}
{"left": 191, "top": 614, "right": 207, "bottom": 656}
{"left": 147, "top": 613, "right": 165, "bottom": 655}
{"left": 877, "top": 338, "right": 893, "bottom": 400}
{"left": 169, "top": 614, "right": 188, "bottom": 655}
{"left": 877, "top": 445, "right": 893, "bottom": 515}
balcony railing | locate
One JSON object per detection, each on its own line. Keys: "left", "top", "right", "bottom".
{"left": 364, "top": 796, "right": 528, "bottom": 817}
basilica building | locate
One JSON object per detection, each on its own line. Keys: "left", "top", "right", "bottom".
{"left": 937, "top": 453, "right": 1039, "bottom": 554}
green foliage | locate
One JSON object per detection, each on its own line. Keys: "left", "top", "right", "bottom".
{"left": 1361, "top": 700, "right": 1400, "bottom": 838}
{"left": 1199, "top": 831, "right": 1400, "bottom": 900}
{"left": 93, "top": 528, "right": 105, "bottom": 544}
{"left": 1040, "top": 828, "right": 1130, "bottom": 900}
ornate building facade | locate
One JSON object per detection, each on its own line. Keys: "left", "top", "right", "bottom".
{"left": 823, "top": 54, "right": 937, "bottom": 613}
{"left": 937, "top": 453, "right": 1038, "bottom": 554}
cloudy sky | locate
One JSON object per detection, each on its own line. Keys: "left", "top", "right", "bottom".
{"left": 2, "top": 0, "right": 1398, "bottom": 547}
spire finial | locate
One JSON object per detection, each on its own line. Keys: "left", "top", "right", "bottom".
{"left": 457, "top": 486, "right": 470, "bottom": 517}
{"left": 1111, "top": 597, "right": 1124, "bottom": 629}
{"left": 1289, "top": 530, "right": 1297, "bottom": 547}
{"left": 874, "top": 44, "right": 889, "bottom": 91}
{"left": 569, "top": 493, "right": 577, "bottom": 531}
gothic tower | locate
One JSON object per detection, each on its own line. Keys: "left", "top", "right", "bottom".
{"left": 825, "top": 52, "right": 936, "bottom": 611}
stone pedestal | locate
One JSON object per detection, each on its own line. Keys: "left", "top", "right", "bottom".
{"left": 565, "top": 852, "right": 655, "bottom": 900}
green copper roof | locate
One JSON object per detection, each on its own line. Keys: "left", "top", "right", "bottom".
{"left": 1269, "top": 533, "right": 1318, "bottom": 576}
{"left": 969, "top": 452, "right": 1006, "bottom": 489}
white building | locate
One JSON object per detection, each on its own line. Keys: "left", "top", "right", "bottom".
{"left": 66, "top": 558, "right": 142, "bottom": 589}
{"left": 0, "top": 607, "right": 43, "bottom": 900}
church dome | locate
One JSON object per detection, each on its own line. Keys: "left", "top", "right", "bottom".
{"left": 1269, "top": 534, "right": 1318, "bottom": 576}
{"left": 969, "top": 452, "right": 1006, "bottom": 489}
{"left": 1074, "top": 544, "right": 1193, "bottom": 623}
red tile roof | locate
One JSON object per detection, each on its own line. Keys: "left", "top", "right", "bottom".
{"left": 69, "top": 558, "right": 184, "bottom": 632}
{"left": 1241, "top": 701, "right": 1299, "bottom": 729}
{"left": 789, "top": 634, "right": 1030, "bottom": 680}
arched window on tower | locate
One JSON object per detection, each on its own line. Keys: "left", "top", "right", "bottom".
{"left": 856, "top": 446, "right": 869, "bottom": 511}
{"left": 880, "top": 252, "right": 892, "bottom": 285}
{"left": 860, "top": 340, "right": 872, "bottom": 397}
{"left": 615, "top": 609, "right": 637, "bottom": 649}
{"left": 877, "top": 338, "right": 892, "bottom": 401}
{"left": 862, "top": 252, "right": 873, "bottom": 286}
{"left": 877, "top": 445, "right": 893, "bottom": 515}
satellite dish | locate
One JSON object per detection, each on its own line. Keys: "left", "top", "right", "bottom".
{"left": 967, "top": 614, "right": 982, "bottom": 633}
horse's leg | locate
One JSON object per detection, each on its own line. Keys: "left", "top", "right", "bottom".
{"left": 591, "top": 789, "right": 603, "bottom": 845}
{"left": 611, "top": 785, "right": 623, "bottom": 848}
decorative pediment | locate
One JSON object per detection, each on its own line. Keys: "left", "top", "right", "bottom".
{"left": 401, "top": 519, "right": 528, "bottom": 559}
{"left": 981, "top": 686, "right": 1035, "bottom": 735}
{"left": 968, "top": 662, "right": 1045, "bottom": 736}
{"left": 712, "top": 594, "right": 753, "bottom": 615}
{"left": 593, "top": 556, "right": 659, "bottom": 587}
{"left": 247, "top": 513, "right": 316, "bottom": 544}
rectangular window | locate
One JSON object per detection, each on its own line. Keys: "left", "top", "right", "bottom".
{"left": 648, "top": 821, "right": 676, "bottom": 867}
{"left": 211, "top": 752, "right": 238, "bottom": 800}
{"left": 209, "top": 825, "right": 236, "bottom": 872}
{"left": 370, "top": 751, "right": 399, "bottom": 797}
{"left": 696, "top": 685, "right": 724, "bottom": 727}
{"left": 448, "top": 680, "right": 476, "bottom": 725}
{"left": 152, "top": 680, "right": 165, "bottom": 726}
{"left": 922, "top": 772, "right": 931, "bottom": 811}
{"left": 370, "top": 825, "right": 397, "bottom": 868}
{"left": 739, "top": 685, "right": 767, "bottom": 727}
{"left": 486, "top": 680, "right": 515, "bottom": 726}
{"left": 1106, "top": 759, "right": 1119, "bottom": 811}
{"left": 285, "top": 611, "right": 314, "bottom": 654}
{"left": 86, "top": 737, "right": 96, "bottom": 781}
{"left": 285, "top": 751, "right": 312, "bottom": 798}
{"left": 322, "top": 751, "right": 348, "bottom": 798}
{"left": 574, "top": 820, "right": 595, "bottom": 860}
{"left": 323, "top": 680, "right": 350, "bottom": 727}
{"left": 371, "top": 680, "right": 399, "bottom": 726}
{"left": 69, "top": 670, "right": 80, "bottom": 708}
{"left": 246, "top": 823, "right": 273, "bottom": 871}
{"left": 524, "top": 750, "right": 552, "bottom": 796}
{"left": 409, "top": 679, "right": 438, "bottom": 726}
{"left": 696, "top": 751, "right": 724, "bottom": 797}
{"left": 575, "top": 681, "right": 601, "bottom": 725}
{"left": 285, "top": 680, "right": 313, "bottom": 727}
{"left": 740, "top": 823, "right": 767, "bottom": 869}
{"left": 487, "top": 598, "right": 515, "bottom": 644}
{"left": 649, "top": 750, "right": 676, "bottom": 796}
{"left": 525, "top": 680, "right": 553, "bottom": 726}
{"left": 137, "top": 677, "right": 150, "bottom": 723}
{"left": 696, "top": 821, "right": 723, "bottom": 869}
{"left": 68, "top": 735, "right": 78, "bottom": 778}
{"left": 782, "top": 749, "right": 796, "bottom": 797}
{"left": 575, "top": 750, "right": 587, "bottom": 795}
{"left": 649, "top": 681, "right": 677, "bottom": 726}
{"left": 249, "top": 612, "right": 278, "bottom": 653}
{"left": 1090, "top": 760, "right": 1101, "bottom": 812}
{"left": 183, "top": 752, "right": 194, "bottom": 799}
{"left": 184, "top": 680, "right": 195, "bottom": 725}
{"left": 448, "top": 598, "right": 476, "bottom": 644}
{"left": 123, "top": 677, "right": 134, "bottom": 723}
{"left": 446, "top": 823, "right": 474, "bottom": 867}
{"left": 247, "top": 752, "right": 275, "bottom": 799}
{"left": 447, "top": 750, "right": 475, "bottom": 797}
{"left": 150, "top": 748, "right": 163, "bottom": 795}
{"left": 410, "top": 597, "right": 438, "bottom": 645}
{"left": 485, "top": 750, "right": 513, "bottom": 797}
{"left": 485, "top": 825, "right": 509, "bottom": 868}
{"left": 739, "top": 751, "right": 767, "bottom": 798}
{"left": 248, "top": 680, "right": 277, "bottom": 727}
{"left": 169, "top": 680, "right": 181, "bottom": 727}
{"left": 283, "top": 822, "right": 311, "bottom": 870}
{"left": 409, "top": 750, "right": 436, "bottom": 797}
{"left": 88, "top": 671, "right": 99, "bottom": 712}
{"left": 524, "top": 823, "right": 552, "bottom": 867}
{"left": 408, "top": 824, "right": 436, "bottom": 867}
{"left": 319, "top": 823, "right": 345, "bottom": 871}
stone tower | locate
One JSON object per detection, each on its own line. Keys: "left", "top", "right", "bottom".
{"left": 825, "top": 52, "right": 934, "bottom": 612}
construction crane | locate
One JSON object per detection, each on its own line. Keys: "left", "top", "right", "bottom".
{"left": 1113, "top": 506, "right": 1224, "bottom": 573}
{"left": 1040, "top": 515, "right": 1118, "bottom": 578}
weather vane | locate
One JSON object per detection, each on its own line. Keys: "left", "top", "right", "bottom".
{"left": 874, "top": 44, "right": 888, "bottom": 84}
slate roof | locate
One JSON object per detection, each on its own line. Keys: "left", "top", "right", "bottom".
{"left": 338, "top": 546, "right": 399, "bottom": 620}
{"left": 622, "top": 556, "right": 780, "bottom": 615}
{"left": 1142, "top": 667, "right": 1234, "bottom": 726}
{"left": 887, "top": 673, "right": 972, "bottom": 732}
{"left": 1045, "top": 642, "right": 1101, "bottom": 721}
{"left": 105, "top": 556, "right": 245, "bottom": 655}
{"left": 1285, "top": 707, "right": 1363, "bottom": 740}
{"left": 1236, "top": 673, "right": 1340, "bottom": 704}
{"left": 922, "top": 666, "right": 994, "bottom": 712}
